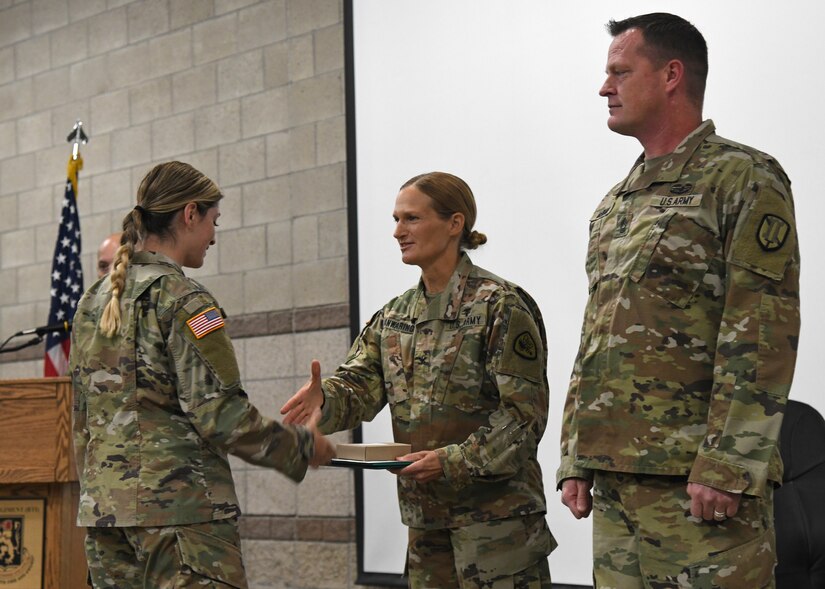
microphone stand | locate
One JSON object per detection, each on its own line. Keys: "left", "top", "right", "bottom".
{"left": 0, "top": 332, "right": 45, "bottom": 354}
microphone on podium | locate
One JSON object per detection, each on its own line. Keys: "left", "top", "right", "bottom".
{"left": 14, "top": 321, "right": 72, "bottom": 337}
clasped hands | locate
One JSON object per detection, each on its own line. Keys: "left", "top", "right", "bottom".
{"left": 281, "top": 360, "right": 444, "bottom": 482}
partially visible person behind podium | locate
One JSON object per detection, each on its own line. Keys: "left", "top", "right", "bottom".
{"left": 282, "top": 172, "right": 556, "bottom": 588}
{"left": 69, "top": 161, "right": 335, "bottom": 588}
{"left": 96, "top": 231, "right": 122, "bottom": 278}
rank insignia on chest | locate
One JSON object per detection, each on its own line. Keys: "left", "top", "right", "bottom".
{"left": 757, "top": 214, "right": 790, "bottom": 251}
{"left": 186, "top": 306, "right": 225, "bottom": 339}
{"left": 669, "top": 183, "right": 694, "bottom": 195}
{"left": 514, "top": 332, "right": 537, "bottom": 360}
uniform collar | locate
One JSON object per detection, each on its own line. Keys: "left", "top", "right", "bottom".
{"left": 620, "top": 119, "right": 716, "bottom": 194}
{"left": 414, "top": 253, "right": 473, "bottom": 322}
{"left": 132, "top": 250, "right": 184, "bottom": 274}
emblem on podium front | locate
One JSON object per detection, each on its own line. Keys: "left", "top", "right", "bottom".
{"left": 0, "top": 499, "right": 44, "bottom": 588}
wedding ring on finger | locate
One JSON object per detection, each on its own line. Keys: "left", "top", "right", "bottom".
{"left": 713, "top": 509, "right": 727, "bottom": 521}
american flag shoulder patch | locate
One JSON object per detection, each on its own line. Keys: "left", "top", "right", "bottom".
{"left": 186, "top": 306, "right": 225, "bottom": 339}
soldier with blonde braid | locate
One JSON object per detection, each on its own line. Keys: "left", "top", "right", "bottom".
{"left": 70, "top": 161, "right": 335, "bottom": 588}
{"left": 282, "top": 172, "right": 556, "bottom": 588}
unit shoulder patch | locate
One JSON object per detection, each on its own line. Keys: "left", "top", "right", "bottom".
{"left": 729, "top": 184, "right": 796, "bottom": 281}
{"left": 514, "top": 332, "right": 537, "bottom": 360}
{"left": 498, "top": 307, "right": 543, "bottom": 383}
{"left": 757, "top": 214, "right": 790, "bottom": 252}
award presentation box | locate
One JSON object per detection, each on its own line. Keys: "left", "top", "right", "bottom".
{"left": 330, "top": 443, "right": 413, "bottom": 469}
{"left": 0, "top": 378, "right": 87, "bottom": 588}
{"left": 336, "top": 443, "right": 411, "bottom": 461}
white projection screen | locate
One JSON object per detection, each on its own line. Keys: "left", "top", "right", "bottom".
{"left": 346, "top": 2, "right": 825, "bottom": 586}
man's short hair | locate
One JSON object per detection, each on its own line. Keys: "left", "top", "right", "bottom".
{"left": 607, "top": 13, "right": 708, "bottom": 107}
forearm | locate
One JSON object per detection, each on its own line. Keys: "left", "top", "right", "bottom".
{"left": 190, "top": 392, "right": 313, "bottom": 482}
{"left": 317, "top": 348, "right": 389, "bottom": 435}
{"left": 440, "top": 369, "right": 547, "bottom": 489}
{"left": 556, "top": 370, "right": 594, "bottom": 487}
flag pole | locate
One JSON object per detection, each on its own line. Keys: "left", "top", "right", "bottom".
{"left": 67, "top": 119, "right": 88, "bottom": 160}
{"left": 43, "top": 121, "right": 89, "bottom": 376}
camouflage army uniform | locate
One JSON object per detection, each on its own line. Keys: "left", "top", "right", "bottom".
{"left": 557, "top": 121, "right": 801, "bottom": 587}
{"left": 70, "top": 251, "right": 315, "bottom": 588}
{"left": 319, "top": 254, "right": 556, "bottom": 588}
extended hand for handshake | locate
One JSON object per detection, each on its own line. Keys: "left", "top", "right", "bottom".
{"left": 282, "top": 360, "right": 444, "bottom": 481}
{"left": 285, "top": 360, "right": 336, "bottom": 468}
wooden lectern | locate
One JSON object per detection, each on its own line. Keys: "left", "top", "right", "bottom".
{"left": 0, "top": 377, "right": 87, "bottom": 588}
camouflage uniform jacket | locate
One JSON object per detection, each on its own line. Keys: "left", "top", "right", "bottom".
{"left": 320, "top": 254, "right": 550, "bottom": 529}
{"left": 557, "top": 120, "right": 801, "bottom": 497}
{"left": 70, "top": 251, "right": 314, "bottom": 527}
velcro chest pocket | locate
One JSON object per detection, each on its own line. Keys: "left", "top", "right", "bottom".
{"left": 631, "top": 211, "right": 721, "bottom": 308}
{"left": 586, "top": 203, "right": 613, "bottom": 292}
{"left": 433, "top": 325, "right": 493, "bottom": 413}
{"left": 381, "top": 329, "right": 412, "bottom": 405}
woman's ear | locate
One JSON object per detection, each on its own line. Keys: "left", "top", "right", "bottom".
{"left": 182, "top": 202, "right": 199, "bottom": 228}
{"left": 449, "top": 212, "right": 465, "bottom": 237}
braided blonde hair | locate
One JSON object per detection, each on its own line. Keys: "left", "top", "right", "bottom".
{"left": 400, "top": 172, "right": 488, "bottom": 250}
{"left": 99, "top": 162, "right": 222, "bottom": 337}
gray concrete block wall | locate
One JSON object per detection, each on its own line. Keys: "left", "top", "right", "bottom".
{"left": 0, "top": 1, "right": 373, "bottom": 587}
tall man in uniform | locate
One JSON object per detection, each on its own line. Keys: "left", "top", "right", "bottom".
{"left": 558, "top": 13, "right": 801, "bottom": 588}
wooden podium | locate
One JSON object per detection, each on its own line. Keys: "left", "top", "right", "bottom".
{"left": 0, "top": 377, "right": 87, "bottom": 588}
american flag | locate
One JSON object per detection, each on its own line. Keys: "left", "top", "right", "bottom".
{"left": 44, "top": 156, "right": 84, "bottom": 376}
{"left": 186, "top": 307, "right": 225, "bottom": 339}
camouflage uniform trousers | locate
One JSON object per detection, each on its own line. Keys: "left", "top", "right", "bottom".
{"left": 84, "top": 518, "right": 247, "bottom": 589}
{"left": 407, "top": 513, "right": 554, "bottom": 589}
{"left": 592, "top": 471, "right": 776, "bottom": 589}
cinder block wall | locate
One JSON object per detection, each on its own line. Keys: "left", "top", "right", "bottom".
{"left": 0, "top": 1, "right": 370, "bottom": 587}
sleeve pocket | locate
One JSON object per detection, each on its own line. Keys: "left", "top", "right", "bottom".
{"left": 757, "top": 293, "right": 800, "bottom": 397}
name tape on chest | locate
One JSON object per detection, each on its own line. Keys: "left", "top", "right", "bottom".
{"left": 383, "top": 319, "right": 415, "bottom": 334}
{"left": 382, "top": 314, "right": 485, "bottom": 333}
{"left": 460, "top": 315, "right": 483, "bottom": 327}
{"left": 186, "top": 306, "right": 225, "bottom": 339}
{"left": 440, "top": 315, "right": 486, "bottom": 331}
{"left": 652, "top": 194, "right": 703, "bottom": 208}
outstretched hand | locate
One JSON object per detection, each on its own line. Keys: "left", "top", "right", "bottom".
{"left": 281, "top": 359, "right": 324, "bottom": 425}
{"left": 307, "top": 408, "right": 336, "bottom": 468}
